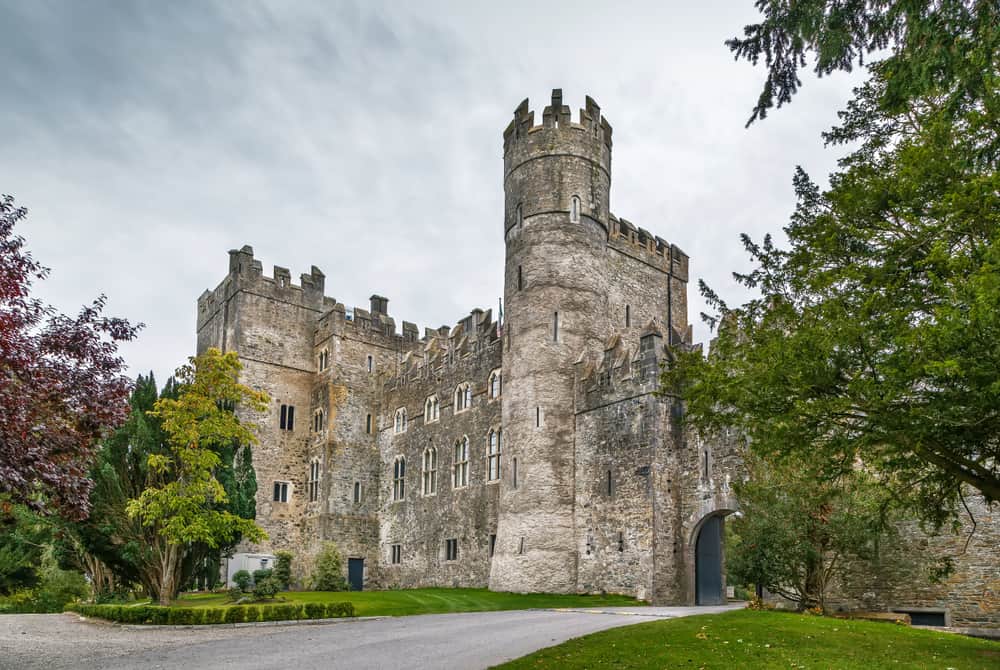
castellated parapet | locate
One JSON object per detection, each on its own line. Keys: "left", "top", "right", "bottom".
{"left": 194, "top": 90, "right": 999, "bottom": 627}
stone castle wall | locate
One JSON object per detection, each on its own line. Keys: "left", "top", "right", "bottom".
{"left": 376, "top": 319, "right": 502, "bottom": 588}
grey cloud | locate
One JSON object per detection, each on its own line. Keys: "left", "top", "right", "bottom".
{"left": 0, "top": 0, "right": 863, "bottom": 385}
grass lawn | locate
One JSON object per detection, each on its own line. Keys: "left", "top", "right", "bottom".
{"left": 167, "top": 588, "right": 643, "bottom": 617}
{"left": 493, "top": 609, "right": 1000, "bottom": 670}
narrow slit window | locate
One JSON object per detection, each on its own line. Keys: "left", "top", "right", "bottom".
{"left": 607, "top": 470, "right": 613, "bottom": 497}
{"left": 515, "top": 203, "right": 523, "bottom": 229}
{"left": 489, "top": 534, "right": 497, "bottom": 557}
{"left": 517, "top": 265, "right": 523, "bottom": 291}
{"left": 618, "top": 531, "right": 625, "bottom": 553}
{"left": 367, "top": 355, "right": 374, "bottom": 374}
{"left": 512, "top": 457, "right": 518, "bottom": 489}
{"left": 393, "top": 457, "right": 406, "bottom": 501}
{"left": 353, "top": 481, "right": 362, "bottom": 503}
{"left": 308, "top": 459, "right": 321, "bottom": 502}
{"left": 553, "top": 312, "right": 559, "bottom": 342}
{"left": 625, "top": 304, "right": 630, "bottom": 327}
{"left": 535, "top": 406, "right": 541, "bottom": 427}
{"left": 366, "top": 414, "right": 372, "bottom": 434}
{"left": 570, "top": 196, "right": 580, "bottom": 223}
{"left": 518, "top": 537, "right": 525, "bottom": 555}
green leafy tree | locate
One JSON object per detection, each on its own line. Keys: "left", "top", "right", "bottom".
{"left": 273, "top": 551, "right": 293, "bottom": 591}
{"left": 311, "top": 542, "right": 347, "bottom": 591}
{"left": 666, "top": 1, "right": 999, "bottom": 523}
{"left": 727, "top": 454, "right": 910, "bottom": 611}
{"left": 727, "top": 0, "right": 998, "bottom": 137}
{"left": 126, "top": 349, "right": 268, "bottom": 604}
{"left": 72, "top": 373, "right": 172, "bottom": 597}
{"left": 0, "top": 504, "right": 54, "bottom": 594}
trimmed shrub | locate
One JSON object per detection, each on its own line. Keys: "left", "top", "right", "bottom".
{"left": 244, "top": 605, "right": 260, "bottom": 622}
{"left": 225, "top": 587, "right": 243, "bottom": 602}
{"left": 203, "top": 607, "right": 227, "bottom": 624}
{"left": 224, "top": 606, "right": 246, "bottom": 624}
{"left": 252, "top": 576, "right": 280, "bottom": 600}
{"left": 324, "top": 602, "right": 355, "bottom": 618}
{"left": 252, "top": 568, "right": 273, "bottom": 584}
{"left": 273, "top": 551, "right": 293, "bottom": 590}
{"left": 232, "top": 570, "right": 252, "bottom": 592}
{"left": 168, "top": 607, "right": 198, "bottom": 625}
{"left": 64, "top": 600, "right": 354, "bottom": 625}
{"left": 311, "top": 542, "right": 348, "bottom": 591}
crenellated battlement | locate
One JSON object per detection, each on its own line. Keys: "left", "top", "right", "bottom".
{"left": 503, "top": 89, "right": 612, "bottom": 154}
{"left": 572, "top": 320, "right": 698, "bottom": 413}
{"left": 607, "top": 215, "right": 690, "bottom": 281}
{"left": 197, "top": 245, "right": 328, "bottom": 331}
{"left": 503, "top": 89, "right": 612, "bottom": 174}
{"left": 383, "top": 307, "right": 501, "bottom": 390}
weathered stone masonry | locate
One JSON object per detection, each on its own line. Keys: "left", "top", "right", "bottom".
{"left": 196, "top": 90, "right": 998, "bottom": 625}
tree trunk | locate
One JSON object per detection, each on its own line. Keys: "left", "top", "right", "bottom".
{"left": 156, "top": 542, "right": 184, "bottom": 606}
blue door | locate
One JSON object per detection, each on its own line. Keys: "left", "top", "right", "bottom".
{"left": 348, "top": 558, "right": 364, "bottom": 591}
{"left": 695, "top": 516, "right": 723, "bottom": 605}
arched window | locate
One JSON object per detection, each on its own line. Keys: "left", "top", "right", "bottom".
{"left": 393, "top": 457, "right": 406, "bottom": 501}
{"left": 422, "top": 446, "right": 437, "bottom": 495}
{"left": 454, "top": 383, "right": 472, "bottom": 413}
{"left": 424, "top": 395, "right": 440, "bottom": 423}
{"left": 394, "top": 407, "right": 407, "bottom": 434}
{"left": 488, "top": 429, "right": 502, "bottom": 482}
{"left": 453, "top": 436, "right": 469, "bottom": 488}
{"left": 570, "top": 196, "right": 581, "bottom": 223}
{"left": 489, "top": 370, "right": 502, "bottom": 399}
{"left": 367, "top": 354, "right": 374, "bottom": 374}
{"left": 318, "top": 348, "right": 329, "bottom": 371}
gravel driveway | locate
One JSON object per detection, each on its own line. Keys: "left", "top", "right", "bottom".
{"left": 0, "top": 604, "right": 740, "bottom": 670}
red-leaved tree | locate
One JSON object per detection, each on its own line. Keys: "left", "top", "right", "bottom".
{"left": 0, "top": 194, "right": 140, "bottom": 520}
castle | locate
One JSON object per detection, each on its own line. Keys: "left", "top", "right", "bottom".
{"left": 197, "top": 91, "right": 998, "bottom": 624}
{"left": 197, "top": 89, "right": 739, "bottom": 604}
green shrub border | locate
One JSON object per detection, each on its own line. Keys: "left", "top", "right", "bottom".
{"left": 66, "top": 601, "right": 354, "bottom": 625}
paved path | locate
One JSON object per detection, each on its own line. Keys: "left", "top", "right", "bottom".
{"left": 0, "top": 605, "right": 741, "bottom": 670}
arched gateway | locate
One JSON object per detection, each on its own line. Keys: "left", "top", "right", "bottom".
{"left": 695, "top": 515, "right": 724, "bottom": 605}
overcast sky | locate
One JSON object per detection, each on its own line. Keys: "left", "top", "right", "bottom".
{"left": 1, "top": 0, "right": 864, "bottom": 387}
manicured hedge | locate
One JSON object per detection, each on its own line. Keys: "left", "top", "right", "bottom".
{"left": 66, "top": 601, "right": 354, "bottom": 625}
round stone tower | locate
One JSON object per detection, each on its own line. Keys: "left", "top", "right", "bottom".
{"left": 490, "top": 90, "right": 613, "bottom": 593}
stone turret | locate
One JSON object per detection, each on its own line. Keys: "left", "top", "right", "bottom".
{"left": 490, "top": 90, "right": 614, "bottom": 593}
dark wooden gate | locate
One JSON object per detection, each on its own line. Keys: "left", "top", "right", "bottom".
{"left": 348, "top": 558, "right": 364, "bottom": 591}
{"left": 695, "top": 516, "right": 723, "bottom": 605}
